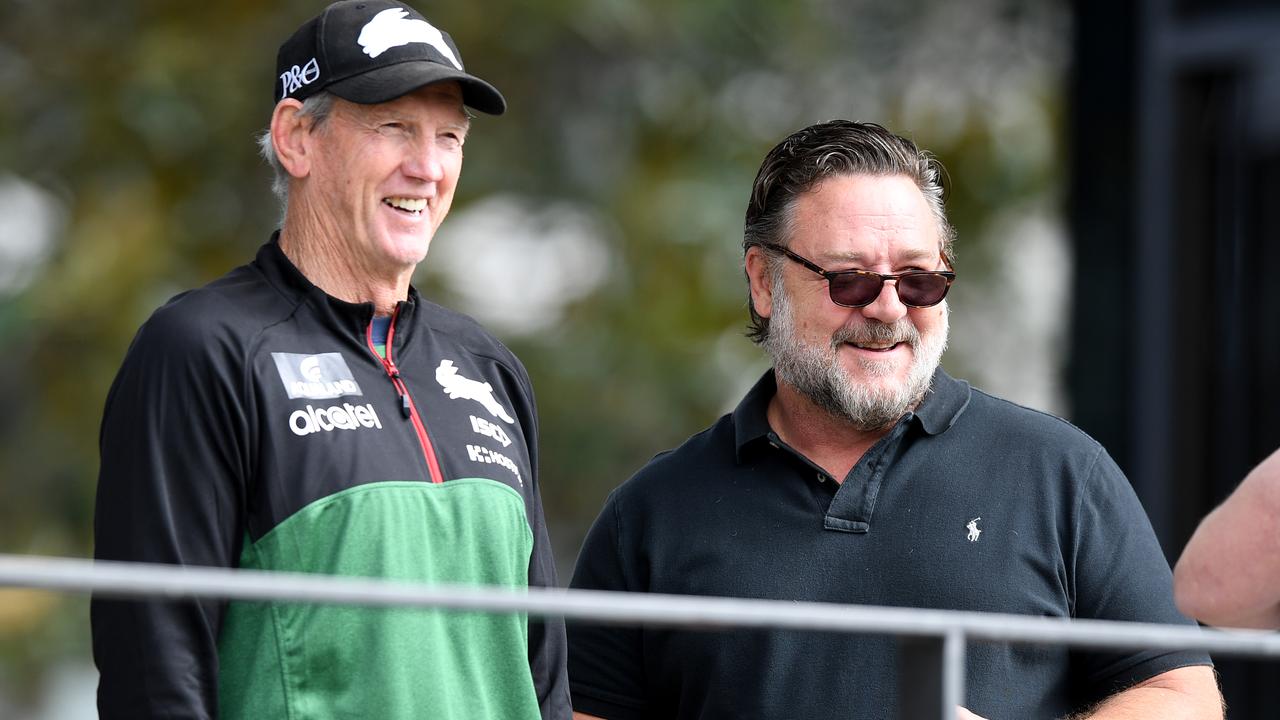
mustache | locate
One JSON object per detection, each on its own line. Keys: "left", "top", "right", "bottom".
{"left": 831, "top": 319, "right": 919, "bottom": 349}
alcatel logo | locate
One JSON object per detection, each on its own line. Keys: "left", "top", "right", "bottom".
{"left": 289, "top": 402, "right": 383, "bottom": 437}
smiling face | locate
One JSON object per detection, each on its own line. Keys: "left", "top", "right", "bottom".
{"left": 299, "top": 82, "right": 469, "bottom": 279}
{"left": 751, "top": 172, "right": 950, "bottom": 429}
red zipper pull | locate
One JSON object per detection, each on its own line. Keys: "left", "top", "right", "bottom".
{"left": 384, "top": 363, "right": 412, "bottom": 418}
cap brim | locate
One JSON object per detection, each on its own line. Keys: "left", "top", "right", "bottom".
{"left": 327, "top": 60, "right": 506, "bottom": 115}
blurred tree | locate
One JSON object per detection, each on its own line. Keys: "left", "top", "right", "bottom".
{"left": 0, "top": 0, "right": 1067, "bottom": 711}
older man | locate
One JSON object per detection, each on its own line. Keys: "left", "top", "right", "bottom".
{"left": 91, "top": 2, "right": 569, "bottom": 718}
{"left": 567, "top": 121, "right": 1220, "bottom": 719}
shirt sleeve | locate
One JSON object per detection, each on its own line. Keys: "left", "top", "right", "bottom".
{"left": 91, "top": 308, "right": 249, "bottom": 720}
{"left": 1068, "top": 447, "right": 1213, "bottom": 704}
{"left": 511, "top": 361, "right": 572, "bottom": 720}
{"left": 567, "top": 492, "right": 650, "bottom": 720}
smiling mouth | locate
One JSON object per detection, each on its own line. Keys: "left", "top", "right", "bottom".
{"left": 383, "top": 197, "right": 427, "bottom": 216}
{"left": 849, "top": 341, "right": 903, "bottom": 353}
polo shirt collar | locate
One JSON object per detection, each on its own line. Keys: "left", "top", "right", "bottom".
{"left": 914, "top": 368, "right": 971, "bottom": 435}
{"left": 732, "top": 371, "right": 779, "bottom": 459}
{"left": 732, "top": 366, "right": 971, "bottom": 460}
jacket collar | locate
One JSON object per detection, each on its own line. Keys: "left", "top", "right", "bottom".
{"left": 253, "top": 232, "right": 422, "bottom": 338}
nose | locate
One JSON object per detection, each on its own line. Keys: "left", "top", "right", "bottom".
{"left": 859, "top": 278, "right": 908, "bottom": 324}
{"left": 402, "top": 138, "right": 445, "bottom": 183}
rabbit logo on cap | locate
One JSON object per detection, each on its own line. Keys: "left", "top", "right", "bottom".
{"left": 357, "top": 8, "right": 462, "bottom": 67}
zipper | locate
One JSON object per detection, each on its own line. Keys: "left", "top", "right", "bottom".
{"left": 367, "top": 307, "right": 444, "bottom": 484}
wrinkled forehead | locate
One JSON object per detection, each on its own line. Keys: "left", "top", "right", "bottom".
{"left": 793, "top": 174, "right": 940, "bottom": 250}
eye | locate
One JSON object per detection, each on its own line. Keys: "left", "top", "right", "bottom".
{"left": 438, "top": 131, "right": 464, "bottom": 148}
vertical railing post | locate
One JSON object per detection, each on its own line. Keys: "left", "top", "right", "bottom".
{"left": 897, "top": 630, "right": 966, "bottom": 720}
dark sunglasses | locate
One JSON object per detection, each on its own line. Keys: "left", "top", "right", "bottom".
{"left": 766, "top": 245, "right": 955, "bottom": 308}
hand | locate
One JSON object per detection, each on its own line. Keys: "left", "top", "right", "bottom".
{"left": 957, "top": 707, "right": 989, "bottom": 720}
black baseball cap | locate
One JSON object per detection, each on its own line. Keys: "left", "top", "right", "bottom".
{"left": 274, "top": 0, "right": 506, "bottom": 114}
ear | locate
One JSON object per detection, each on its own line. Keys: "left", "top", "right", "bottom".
{"left": 744, "top": 245, "right": 775, "bottom": 319}
{"left": 270, "top": 98, "right": 314, "bottom": 180}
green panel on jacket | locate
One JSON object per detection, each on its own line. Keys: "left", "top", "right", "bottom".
{"left": 217, "top": 478, "right": 539, "bottom": 719}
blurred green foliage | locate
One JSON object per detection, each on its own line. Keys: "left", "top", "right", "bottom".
{"left": 0, "top": 0, "right": 1066, "bottom": 710}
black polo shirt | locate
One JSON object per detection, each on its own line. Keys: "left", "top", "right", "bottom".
{"left": 568, "top": 369, "right": 1210, "bottom": 719}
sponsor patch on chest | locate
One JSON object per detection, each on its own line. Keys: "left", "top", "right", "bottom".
{"left": 272, "top": 352, "right": 363, "bottom": 400}
{"left": 466, "top": 444, "right": 523, "bottom": 486}
{"left": 289, "top": 402, "right": 383, "bottom": 436}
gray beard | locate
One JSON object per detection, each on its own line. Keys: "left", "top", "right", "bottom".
{"left": 762, "top": 282, "right": 949, "bottom": 432}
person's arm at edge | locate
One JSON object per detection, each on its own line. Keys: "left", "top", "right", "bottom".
{"left": 1174, "top": 447, "right": 1280, "bottom": 628}
{"left": 1067, "top": 665, "right": 1222, "bottom": 719}
{"left": 92, "top": 311, "right": 247, "bottom": 719}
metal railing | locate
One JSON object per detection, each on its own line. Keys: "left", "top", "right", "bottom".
{"left": 3, "top": 553, "right": 1276, "bottom": 719}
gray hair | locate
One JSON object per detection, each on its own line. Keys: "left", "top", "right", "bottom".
{"left": 257, "top": 91, "right": 337, "bottom": 216}
{"left": 742, "top": 120, "right": 957, "bottom": 344}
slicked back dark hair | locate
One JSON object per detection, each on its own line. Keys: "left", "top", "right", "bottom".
{"left": 743, "top": 120, "right": 957, "bottom": 344}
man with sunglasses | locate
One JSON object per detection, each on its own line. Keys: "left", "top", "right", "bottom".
{"left": 567, "top": 121, "right": 1220, "bottom": 718}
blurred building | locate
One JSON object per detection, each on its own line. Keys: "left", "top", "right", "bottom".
{"left": 1070, "top": 0, "right": 1280, "bottom": 712}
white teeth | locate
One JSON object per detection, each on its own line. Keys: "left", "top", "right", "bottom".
{"left": 384, "top": 197, "right": 427, "bottom": 213}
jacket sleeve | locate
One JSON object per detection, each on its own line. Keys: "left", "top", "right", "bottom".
{"left": 510, "top": 361, "right": 572, "bottom": 720}
{"left": 527, "top": 477, "right": 572, "bottom": 720}
{"left": 91, "top": 306, "right": 249, "bottom": 720}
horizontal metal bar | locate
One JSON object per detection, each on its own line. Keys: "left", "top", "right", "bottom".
{"left": 3, "top": 553, "right": 1280, "bottom": 658}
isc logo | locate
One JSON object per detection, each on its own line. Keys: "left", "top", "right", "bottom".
{"left": 470, "top": 415, "right": 511, "bottom": 448}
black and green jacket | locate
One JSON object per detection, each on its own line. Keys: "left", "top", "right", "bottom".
{"left": 92, "top": 237, "right": 570, "bottom": 720}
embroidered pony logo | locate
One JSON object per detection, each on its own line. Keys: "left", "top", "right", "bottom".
{"left": 435, "top": 359, "right": 515, "bottom": 424}
{"left": 357, "top": 8, "right": 462, "bottom": 67}
{"left": 966, "top": 517, "right": 982, "bottom": 543}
